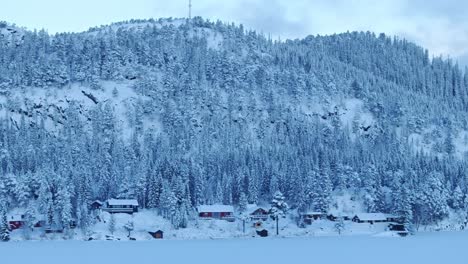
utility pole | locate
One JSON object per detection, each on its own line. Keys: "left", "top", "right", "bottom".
{"left": 189, "top": 0, "right": 192, "bottom": 20}
{"left": 276, "top": 217, "right": 279, "bottom": 235}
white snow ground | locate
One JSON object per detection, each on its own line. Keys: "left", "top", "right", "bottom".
{"left": 1, "top": 231, "right": 466, "bottom": 264}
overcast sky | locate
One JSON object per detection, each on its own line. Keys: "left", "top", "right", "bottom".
{"left": 1, "top": 0, "right": 467, "bottom": 67}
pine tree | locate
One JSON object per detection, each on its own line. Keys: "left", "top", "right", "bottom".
{"left": 0, "top": 209, "right": 10, "bottom": 242}
{"left": 270, "top": 191, "right": 288, "bottom": 235}
{"left": 452, "top": 186, "right": 464, "bottom": 210}
{"left": 334, "top": 217, "right": 345, "bottom": 235}
{"left": 269, "top": 191, "right": 289, "bottom": 219}
{"left": 238, "top": 192, "right": 248, "bottom": 213}
{"left": 124, "top": 221, "right": 134, "bottom": 237}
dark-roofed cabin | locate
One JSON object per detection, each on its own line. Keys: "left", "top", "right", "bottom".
{"left": 91, "top": 200, "right": 103, "bottom": 210}
{"left": 388, "top": 223, "right": 409, "bottom": 237}
{"left": 249, "top": 208, "right": 269, "bottom": 221}
{"left": 103, "top": 199, "right": 139, "bottom": 214}
{"left": 327, "top": 214, "right": 350, "bottom": 222}
{"left": 386, "top": 215, "right": 405, "bottom": 223}
{"left": 352, "top": 213, "right": 389, "bottom": 224}
{"left": 301, "top": 212, "right": 326, "bottom": 225}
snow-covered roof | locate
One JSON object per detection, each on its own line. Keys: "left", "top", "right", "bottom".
{"left": 197, "top": 205, "right": 234, "bottom": 213}
{"left": 107, "top": 199, "right": 139, "bottom": 206}
{"left": 246, "top": 204, "right": 268, "bottom": 214}
{"left": 8, "top": 214, "right": 24, "bottom": 221}
{"left": 353, "top": 213, "right": 389, "bottom": 221}
{"left": 7, "top": 207, "right": 42, "bottom": 221}
{"left": 303, "top": 211, "right": 326, "bottom": 215}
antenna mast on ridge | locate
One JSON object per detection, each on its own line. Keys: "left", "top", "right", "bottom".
{"left": 189, "top": 0, "right": 192, "bottom": 20}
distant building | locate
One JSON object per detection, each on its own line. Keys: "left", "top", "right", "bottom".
{"left": 388, "top": 223, "right": 409, "bottom": 237}
{"left": 247, "top": 206, "right": 269, "bottom": 221}
{"left": 7, "top": 212, "right": 44, "bottom": 230}
{"left": 327, "top": 214, "right": 350, "bottom": 222}
{"left": 103, "top": 199, "right": 139, "bottom": 214}
{"left": 90, "top": 200, "right": 103, "bottom": 210}
{"left": 386, "top": 214, "right": 405, "bottom": 223}
{"left": 8, "top": 214, "right": 25, "bottom": 230}
{"left": 352, "top": 213, "right": 391, "bottom": 224}
{"left": 301, "top": 212, "right": 326, "bottom": 225}
{"left": 197, "top": 205, "right": 235, "bottom": 221}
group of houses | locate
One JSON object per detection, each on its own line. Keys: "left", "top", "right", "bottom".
{"left": 300, "top": 212, "right": 404, "bottom": 225}
{"left": 6, "top": 199, "right": 140, "bottom": 233}
{"left": 197, "top": 204, "right": 269, "bottom": 222}
{"left": 300, "top": 211, "right": 408, "bottom": 236}
{"left": 6, "top": 198, "right": 408, "bottom": 237}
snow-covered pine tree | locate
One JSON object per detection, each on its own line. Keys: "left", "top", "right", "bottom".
{"left": 123, "top": 221, "right": 134, "bottom": 237}
{"left": 269, "top": 191, "right": 289, "bottom": 219}
{"left": 334, "top": 216, "right": 345, "bottom": 235}
{"left": 452, "top": 186, "right": 465, "bottom": 210}
{"left": 238, "top": 192, "right": 248, "bottom": 213}
{"left": 270, "top": 191, "right": 288, "bottom": 235}
{"left": 2, "top": 17, "right": 468, "bottom": 234}
{"left": 0, "top": 209, "right": 10, "bottom": 242}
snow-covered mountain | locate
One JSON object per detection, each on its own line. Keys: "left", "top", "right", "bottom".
{"left": 1, "top": 17, "right": 468, "bottom": 234}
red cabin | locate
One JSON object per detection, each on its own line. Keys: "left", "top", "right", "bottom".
{"left": 197, "top": 205, "right": 235, "bottom": 222}
{"left": 8, "top": 214, "right": 25, "bottom": 230}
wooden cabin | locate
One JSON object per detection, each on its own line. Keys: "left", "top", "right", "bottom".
{"left": 8, "top": 214, "right": 25, "bottom": 230}
{"left": 352, "top": 213, "right": 390, "bottom": 224}
{"left": 327, "top": 214, "right": 350, "bottom": 222}
{"left": 248, "top": 207, "right": 269, "bottom": 221}
{"left": 102, "top": 199, "right": 139, "bottom": 214}
{"left": 7, "top": 212, "right": 44, "bottom": 230}
{"left": 388, "top": 223, "right": 409, "bottom": 237}
{"left": 90, "top": 200, "right": 103, "bottom": 210}
{"left": 386, "top": 214, "right": 405, "bottom": 223}
{"left": 301, "top": 212, "right": 326, "bottom": 225}
{"left": 197, "top": 205, "right": 235, "bottom": 222}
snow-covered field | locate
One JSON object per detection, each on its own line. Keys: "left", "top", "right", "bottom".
{"left": 1, "top": 232, "right": 466, "bottom": 264}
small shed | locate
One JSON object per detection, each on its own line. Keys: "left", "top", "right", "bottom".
{"left": 103, "top": 199, "right": 139, "bottom": 214}
{"left": 197, "top": 205, "right": 235, "bottom": 221}
{"left": 256, "top": 229, "right": 268, "bottom": 237}
{"left": 352, "top": 213, "right": 389, "bottom": 224}
{"left": 90, "top": 200, "right": 103, "bottom": 210}
{"left": 388, "top": 223, "right": 409, "bottom": 237}
{"left": 149, "top": 230, "right": 164, "bottom": 239}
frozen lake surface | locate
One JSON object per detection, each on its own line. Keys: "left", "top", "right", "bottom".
{"left": 1, "top": 232, "right": 466, "bottom": 264}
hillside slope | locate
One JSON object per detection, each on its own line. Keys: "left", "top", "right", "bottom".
{"left": 0, "top": 17, "right": 467, "bottom": 232}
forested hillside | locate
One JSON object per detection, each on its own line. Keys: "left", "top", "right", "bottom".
{"left": 1, "top": 17, "right": 468, "bottom": 231}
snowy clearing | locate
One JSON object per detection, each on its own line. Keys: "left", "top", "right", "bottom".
{"left": 1, "top": 232, "right": 466, "bottom": 264}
